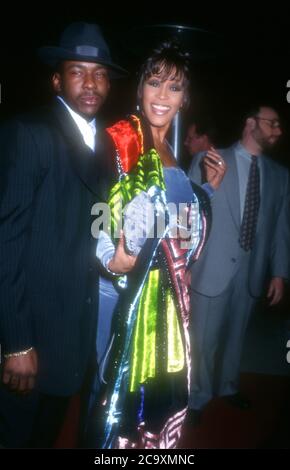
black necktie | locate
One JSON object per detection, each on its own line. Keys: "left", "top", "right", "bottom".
{"left": 239, "top": 155, "right": 260, "bottom": 251}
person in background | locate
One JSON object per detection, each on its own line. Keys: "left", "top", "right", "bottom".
{"left": 188, "top": 105, "right": 290, "bottom": 424}
{"left": 183, "top": 118, "right": 217, "bottom": 171}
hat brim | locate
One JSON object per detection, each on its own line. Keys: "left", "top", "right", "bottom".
{"left": 38, "top": 47, "right": 128, "bottom": 78}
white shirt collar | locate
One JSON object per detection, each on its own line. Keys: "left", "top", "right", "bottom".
{"left": 57, "top": 96, "right": 96, "bottom": 151}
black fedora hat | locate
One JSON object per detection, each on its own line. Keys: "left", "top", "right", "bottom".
{"left": 38, "top": 22, "right": 127, "bottom": 78}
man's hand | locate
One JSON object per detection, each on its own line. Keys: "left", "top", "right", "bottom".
{"left": 2, "top": 348, "right": 38, "bottom": 394}
{"left": 203, "top": 147, "right": 227, "bottom": 190}
{"left": 267, "top": 277, "right": 285, "bottom": 306}
{"left": 108, "top": 232, "right": 137, "bottom": 274}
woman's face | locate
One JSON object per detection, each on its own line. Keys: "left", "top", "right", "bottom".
{"left": 141, "top": 67, "right": 186, "bottom": 130}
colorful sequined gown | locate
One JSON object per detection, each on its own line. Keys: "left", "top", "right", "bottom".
{"left": 96, "top": 115, "right": 211, "bottom": 449}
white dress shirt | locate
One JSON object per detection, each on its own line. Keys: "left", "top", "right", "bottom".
{"left": 57, "top": 96, "right": 96, "bottom": 151}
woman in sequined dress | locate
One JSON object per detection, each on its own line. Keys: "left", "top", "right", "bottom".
{"left": 89, "top": 40, "right": 226, "bottom": 449}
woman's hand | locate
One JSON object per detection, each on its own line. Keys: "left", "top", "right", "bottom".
{"left": 203, "top": 147, "right": 227, "bottom": 190}
{"left": 108, "top": 232, "right": 137, "bottom": 274}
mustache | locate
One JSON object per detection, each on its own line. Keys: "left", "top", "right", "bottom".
{"left": 79, "top": 92, "right": 103, "bottom": 99}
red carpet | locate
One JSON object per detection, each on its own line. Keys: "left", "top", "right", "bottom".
{"left": 54, "top": 395, "right": 81, "bottom": 448}
{"left": 55, "top": 373, "right": 290, "bottom": 449}
{"left": 180, "top": 373, "right": 290, "bottom": 449}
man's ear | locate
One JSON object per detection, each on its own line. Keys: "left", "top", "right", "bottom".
{"left": 247, "top": 117, "right": 256, "bottom": 129}
{"left": 52, "top": 72, "right": 62, "bottom": 93}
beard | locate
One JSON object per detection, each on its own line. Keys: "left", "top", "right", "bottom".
{"left": 253, "top": 128, "right": 279, "bottom": 152}
{"left": 260, "top": 135, "right": 279, "bottom": 151}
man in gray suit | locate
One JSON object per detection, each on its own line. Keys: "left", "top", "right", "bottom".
{"left": 188, "top": 105, "right": 290, "bottom": 420}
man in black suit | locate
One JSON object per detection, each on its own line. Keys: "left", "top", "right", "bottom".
{"left": 0, "top": 22, "right": 126, "bottom": 448}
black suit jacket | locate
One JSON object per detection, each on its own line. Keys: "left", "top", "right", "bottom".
{"left": 0, "top": 99, "right": 114, "bottom": 395}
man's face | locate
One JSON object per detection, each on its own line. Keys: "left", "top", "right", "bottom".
{"left": 184, "top": 124, "right": 207, "bottom": 156}
{"left": 251, "top": 107, "right": 282, "bottom": 151}
{"left": 52, "top": 61, "right": 111, "bottom": 120}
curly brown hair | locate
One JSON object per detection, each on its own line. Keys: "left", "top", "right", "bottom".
{"left": 137, "top": 40, "right": 191, "bottom": 110}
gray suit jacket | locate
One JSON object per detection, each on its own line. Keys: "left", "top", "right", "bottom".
{"left": 188, "top": 143, "right": 290, "bottom": 297}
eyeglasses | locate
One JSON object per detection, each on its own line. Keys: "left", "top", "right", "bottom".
{"left": 254, "top": 116, "right": 281, "bottom": 129}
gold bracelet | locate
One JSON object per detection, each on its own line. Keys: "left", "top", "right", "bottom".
{"left": 4, "top": 347, "right": 34, "bottom": 359}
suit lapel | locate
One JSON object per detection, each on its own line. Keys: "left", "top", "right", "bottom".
{"left": 255, "top": 155, "right": 269, "bottom": 236}
{"left": 222, "top": 146, "right": 241, "bottom": 230}
{"left": 51, "top": 100, "right": 107, "bottom": 198}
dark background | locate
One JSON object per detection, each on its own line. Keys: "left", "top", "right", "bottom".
{"left": 1, "top": 7, "right": 290, "bottom": 167}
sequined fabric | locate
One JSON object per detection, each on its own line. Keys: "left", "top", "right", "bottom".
{"left": 97, "top": 116, "right": 210, "bottom": 449}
